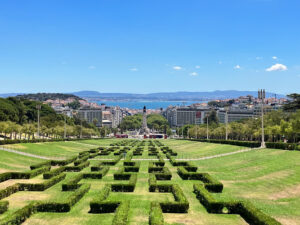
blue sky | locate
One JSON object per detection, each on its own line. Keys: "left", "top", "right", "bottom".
{"left": 0, "top": 0, "right": 299, "bottom": 94}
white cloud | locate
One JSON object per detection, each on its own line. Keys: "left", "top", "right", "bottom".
{"left": 234, "top": 65, "right": 241, "bottom": 69}
{"left": 173, "top": 66, "right": 182, "bottom": 70}
{"left": 88, "top": 65, "right": 96, "bottom": 70}
{"left": 266, "top": 63, "right": 287, "bottom": 72}
{"left": 190, "top": 72, "right": 198, "bottom": 76}
{"left": 130, "top": 68, "right": 138, "bottom": 71}
{"left": 195, "top": 65, "right": 201, "bottom": 69}
{"left": 272, "top": 56, "right": 278, "bottom": 60}
{"left": 256, "top": 56, "right": 263, "bottom": 60}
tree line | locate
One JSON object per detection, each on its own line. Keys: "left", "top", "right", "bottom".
{"left": 0, "top": 97, "right": 100, "bottom": 139}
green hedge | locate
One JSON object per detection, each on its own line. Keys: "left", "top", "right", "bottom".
{"left": 62, "top": 173, "right": 83, "bottom": 191}
{"left": 0, "top": 201, "right": 9, "bottom": 214}
{"left": 152, "top": 184, "right": 189, "bottom": 213}
{"left": 0, "top": 184, "right": 19, "bottom": 200}
{"left": 112, "top": 201, "right": 130, "bottom": 225}
{"left": 51, "top": 156, "right": 77, "bottom": 166}
{"left": 111, "top": 174, "right": 137, "bottom": 192}
{"left": 193, "top": 184, "right": 281, "bottom": 225}
{"left": 0, "top": 202, "right": 37, "bottom": 225}
{"left": 188, "top": 139, "right": 300, "bottom": 151}
{"left": 179, "top": 168, "right": 223, "bottom": 192}
{"left": 30, "top": 161, "right": 51, "bottom": 170}
{"left": 19, "top": 173, "right": 66, "bottom": 191}
{"left": 37, "top": 183, "right": 90, "bottom": 212}
{"left": 43, "top": 166, "right": 66, "bottom": 179}
{"left": 149, "top": 202, "right": 164, "bottom": 225}
{"left": 64, "top": 161, "right": 90, "bottom": 172}
{"left": 83, "top": 167, "right": 109, "bottom": 179}
{"left": 1, "top": 166, "right": 50, "bottom": 183}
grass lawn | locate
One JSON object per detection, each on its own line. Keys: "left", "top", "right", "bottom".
{"left": 1, "top": 139, "right": 116, "bottom": 158}
{"left": 0, "top": 138, "right": 299, "bottom": 224}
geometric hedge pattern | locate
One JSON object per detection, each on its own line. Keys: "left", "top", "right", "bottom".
{"left": 0, "top": 140, "right": 280, "bottom": 225}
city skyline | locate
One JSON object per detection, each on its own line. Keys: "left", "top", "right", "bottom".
{"left": 1, "top": 0, "right": 300, "bottom": 94}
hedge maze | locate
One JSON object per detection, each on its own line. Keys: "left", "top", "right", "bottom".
{"left": 0, "top": 139, "right": 281, "bottom": 225}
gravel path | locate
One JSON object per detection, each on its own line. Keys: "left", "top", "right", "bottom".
{"left": 0, "top": 146, "right": 65, "bottom": 160}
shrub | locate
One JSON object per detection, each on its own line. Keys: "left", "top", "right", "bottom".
{"left": 0, "top": 184, "right": 20, "bottom": 200}
{"left": 19, "top": 173, "right": 66, "bottom": 191}
{"left": 149, "top": 202, "right": 164, "bottom": 225}
{"left": 30, "top": 161, "right": 51, "bottom": 170}
{"left": 64, "top": 161, "right": 90, "bottom": 172}
{"left": 0, "top": 202, "right": 37, "bottom": 225}
{"left": 111, "top": 174, "right": 137, "bottom": 192}
{"left": 178, "top": 168, "right": 223, "bottom": 192}
{"left": 83, "top": 167, "right": 109, "bottom": 179}
{"left": 112, "top": 201, "right": 130, "bottom": 225}
{"left": 0, "top": 201, "right": 9, "bottom": 214}
{"left": 37, "top": 184, "right": 90, "bottom": 212}
{"left": 43, "top": 166, "right": 66, "bottom": 179}
{"left": 62, "top": 173, "right": 83, "bottom": 191}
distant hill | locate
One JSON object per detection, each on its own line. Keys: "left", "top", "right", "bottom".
{"left": 72, "top": 90, "right": 286, "bottom": 101}
{"left": 0, "top": 90, "right": 286, "bottom": 101}
{"left": 15, "top": 93, "right": 82, "bottom": 101}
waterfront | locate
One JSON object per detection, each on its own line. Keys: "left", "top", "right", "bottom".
{"left": 93, "top": 100, "right": 204, "bottom": 109}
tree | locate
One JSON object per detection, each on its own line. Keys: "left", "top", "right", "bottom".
{"left": 283, "top": 93, "right": 300, "bottom": 111}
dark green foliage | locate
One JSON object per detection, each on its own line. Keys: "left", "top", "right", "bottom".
{"left": 43, "top": 166, "right": 66, "bottom": 179}
{"left": 37, "top": 184, "right": 90, "bottom": 212}
{"left": 0, "top": 201, "right": 9, "bottom": 214}
{"left": 83, "top": 167, "right": 109, "bottom": 179}
{"left": 0, "top": 166, "right": 51, "bottom": 183}
{"left": 111, "top": 174, "right": 137, "bottom": 192}
{"left": 265, "top": 142, "right": 299, "bottom": 151}
{"left": 112, "top": 201, "right": 130, "bottom": 225}
{"left": 149, "top": 202, "right": 164, "bottom": 225}
{"left": 51, "top": 156, "right": 78, "bottom": 166}
{"left": 0, "top": 184, "right": 19, "bottom": 200}
{"left": 178, "top": 168, "right": 223, "bottom": 192}
{"left": 19, "top": 173, "right": 66, "bottom": 191}
{"left": 30, "top": 161, "right": 51, "bottom": 170}
{"left": 151, "top": 184, "right": 189, "bottom": 213}
{"left": 0, "top": 202, "right": 37, "bottom": 225}
{"left": 64, "top": 161, "right": 90, "bottom": 172}
{"left": 193, "top": 184, "right": 281, "bottom": 225}
{"left": 191, "top": 139, "right": 261, "bottom": 148}
{"left": 62, "top": 174, "right": 83, "bottom": 191}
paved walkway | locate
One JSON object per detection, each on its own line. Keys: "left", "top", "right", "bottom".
{"left": 0, "top": 146, "right": 65, "bottom": 160}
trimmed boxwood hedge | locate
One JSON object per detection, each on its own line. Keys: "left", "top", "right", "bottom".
{"left": 178, "top": 168, "right": 223, "bottom": 192}
{"left": 187, "top": 138, "right": 300, "bottom": 151}
{"left": 112, "top": 200, "right": 130, "bottom": 225}
{"left": 0, "top": 202, "right": 37, "bottom": 225}
{"left": 19, "top": 173, "right": 66, "bottom": 191}
{"left": 0, "top": 166, "right": 50, "bottom": 183}
{"left": 0, "top": 201, "right": 9, "bottom": 214}
{"left": 111, "top": 174, "right": 137, "bottom": 192}
{"left": 151, "top": 184, "right": 189, "bottom": 213}
{"left": 149, "top": 201, "right": 164, "bottom": 225}
{"left": 43, "top": 166, "right": 66, "bottom": 179}
{"left": 64, "top": 161, "right": 90, "bottom": 172}
{"left": 0, "top": 184, "right": 19, "bottom": 200}
{"left": 193, "top": 184, "right": 281, "bottom": 225}
{"left": 37, "top": 183, "right": 90, "bottom": 212}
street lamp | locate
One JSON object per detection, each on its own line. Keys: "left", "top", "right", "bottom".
{"left": 258, "top": 89, "right": 266, "bottom": 148}
{"left": 206, "top": 114, "right": 209, "bottom": 140}
{"left": 225, "top": 107, "right": 229, "bottom": 140}
{"left": 64, "top": 111, "right": 67, "bottom": 139}
{"left": 36, "top": 105, "right": 41, "bottom": 139}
